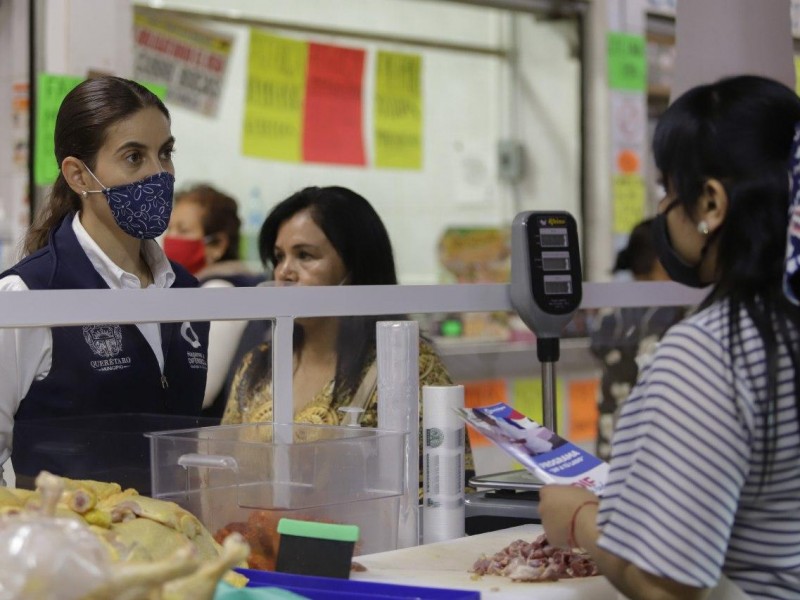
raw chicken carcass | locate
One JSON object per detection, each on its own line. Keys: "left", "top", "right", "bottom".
{"left": 83, "top": 533, "right": 249, "bottom": 600}
{"left": 0, "top": 471, "right": 249, "bottom": 599}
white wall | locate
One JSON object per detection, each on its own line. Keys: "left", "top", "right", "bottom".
{"left": 512, "top": 16, "right": 581, "bottom": 220}
{"left": 137, "top": 0, "right": 581, "bottom": 283}
{"left": 12, "top": 0, "right": 581, "bottom": 282}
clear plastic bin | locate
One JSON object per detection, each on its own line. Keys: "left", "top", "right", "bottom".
{"left": 148, "top": 423, "right": 406, "bottom": 556}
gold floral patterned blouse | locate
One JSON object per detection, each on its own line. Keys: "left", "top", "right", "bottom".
{"left": 222, "top": 339, "right": 475, "bottom": 495}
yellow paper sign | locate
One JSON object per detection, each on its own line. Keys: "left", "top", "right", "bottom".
{"left": 374, "top": 51, "right": 422, "bottom": 169}
{"left": 242, "top": 30, "right": 308, "bottom": 162}
{"left": 512, "top": 378, "right": 565, "bottom": 436}
{"left": 613, "top": 173, "right": 646, "bottom": 234}
{"left": 795, "top": 56, "right": 800, "bottom": 96}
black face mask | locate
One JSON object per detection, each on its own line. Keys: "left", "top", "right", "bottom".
{"left": 651, "top": 208, "right": 707, "bottom": 288}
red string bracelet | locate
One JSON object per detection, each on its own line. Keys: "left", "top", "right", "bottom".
{"left": 567, "top": 500, "right": 599, "bottom": 549}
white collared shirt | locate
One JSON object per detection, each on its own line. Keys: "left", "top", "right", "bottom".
{"left": 0, "top": 214, "right": 177, "bottom": 484}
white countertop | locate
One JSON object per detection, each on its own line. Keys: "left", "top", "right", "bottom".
{"left": 353, "top": 524, "right": 619, "bottom": 599}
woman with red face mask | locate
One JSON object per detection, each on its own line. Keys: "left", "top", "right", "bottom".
{"left": 163, "top": 184, "right": 265, "bottom": 415}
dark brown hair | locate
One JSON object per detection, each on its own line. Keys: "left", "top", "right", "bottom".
{"left": 174, "top": 184, "right": 241, "bottom": 261}
{"left": 24, "top": 76, "right": 170, "bottom": 255}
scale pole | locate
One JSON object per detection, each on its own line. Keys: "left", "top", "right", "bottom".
{"left": 541, "top": 361, "right": 557, "bottom": 432}
{"left": 536, "top": 337, "right": 560, "bottom": 433}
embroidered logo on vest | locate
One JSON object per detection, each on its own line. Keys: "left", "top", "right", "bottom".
{"left": 83, "top": 325, "right": 123, "bottom": 357}
{"left": 181, "top": 322, "right": 201, "bottom": 349}
{"left": 83, "top": 324, "right": 133, "bottom": 372}
{"left": 181, "top": 322, "right": 207, "bottom": 370}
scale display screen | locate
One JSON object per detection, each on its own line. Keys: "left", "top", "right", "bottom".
{"left": 543, "top": 275, "right": 572, "bottom": 295}
{"left": 512, "top": 211, "right": 581, "bottom": 318}
{"left": 541, "top": 251, "right": 570, "bottom": 272}
{"left": 539, "top": 227, "right": 569, "bottom": 248}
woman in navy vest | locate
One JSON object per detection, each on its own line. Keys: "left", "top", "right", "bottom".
{"left": 0, "top": 76, "right": 209, "bottom": 486}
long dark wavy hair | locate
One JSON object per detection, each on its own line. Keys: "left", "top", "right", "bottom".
{"left": 251, "top": 186, "right": 401, "bottom": 401}
{"left": 24, "top": 76, "right": 170, "bottom": 255}
{"left": 653, "top": 75, "right": 800, "bottom": 483}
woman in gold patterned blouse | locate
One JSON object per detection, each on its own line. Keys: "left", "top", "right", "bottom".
{"left": 222, "top": 186, "right": 474, "bottom": 493}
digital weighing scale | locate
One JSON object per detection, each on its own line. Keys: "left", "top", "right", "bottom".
{"left": 465, "top": 211, "right": 583, "bottom": 535}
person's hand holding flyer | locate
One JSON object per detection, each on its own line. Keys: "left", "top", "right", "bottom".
{"left": 455, "top": 402, "right": 608, "bottom": 495}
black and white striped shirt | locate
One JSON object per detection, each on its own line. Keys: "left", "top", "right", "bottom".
{"left": 597, "top": 300, "right": 800, "bottom": 599}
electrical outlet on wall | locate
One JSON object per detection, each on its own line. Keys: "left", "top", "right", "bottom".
{"left": 497, "top": 140, "right": 525, "bottom": 183}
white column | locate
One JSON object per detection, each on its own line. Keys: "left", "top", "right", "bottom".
{"left": 0, "top": 0, "right": 30, "bottom": 268}
{"left": 40, "top": 0, "right": 134, "bottom": 77}
{"left": 672, "top": 0, "right": 794, "bottom": 100}
{"left": 583, "top": 0, "right": 614, "bottom": 282}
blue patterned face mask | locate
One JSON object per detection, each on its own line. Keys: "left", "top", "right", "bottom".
{"left": 82, "top": 163, "right": 174, "bottom": 240}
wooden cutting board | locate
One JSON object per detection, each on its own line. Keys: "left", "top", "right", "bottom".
{"left": 352, "top": 524, "right": 619, "bottom": 599}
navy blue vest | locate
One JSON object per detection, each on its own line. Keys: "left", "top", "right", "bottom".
{"left": 4, "top": 214, "right": 210, "bottom": 480}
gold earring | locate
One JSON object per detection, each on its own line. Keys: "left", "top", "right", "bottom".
{"left": 697, "top": 221, "right": 709, "bottom": 235}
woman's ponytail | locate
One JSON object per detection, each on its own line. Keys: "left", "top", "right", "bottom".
{"left": 23, "top": 175, "right": 80, "bottom": 255}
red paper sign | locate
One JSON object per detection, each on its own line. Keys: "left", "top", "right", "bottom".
{"left": 302, "top": 42, "right": 366, "bottom": 165}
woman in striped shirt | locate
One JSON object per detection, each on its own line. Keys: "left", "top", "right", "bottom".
{"left": 540, "top": 75, "right": 800, "bottom": 600}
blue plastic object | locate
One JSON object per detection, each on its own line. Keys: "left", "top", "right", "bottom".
{"left": 238, "top": 569, "right": 480, "bottom": 600}
{"left": 215, "top": 582, "right": 308, "bottom": 599}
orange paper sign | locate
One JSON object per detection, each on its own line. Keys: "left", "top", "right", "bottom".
{"left": 463, "top": 380, "right": 507, "bottom": 446}
{"left": 567, "top": 379, "right": 599, "bottom": 442}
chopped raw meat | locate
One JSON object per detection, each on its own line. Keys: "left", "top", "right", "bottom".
{"left": 470, "top": 533, "right": 599, "bottom": 582}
